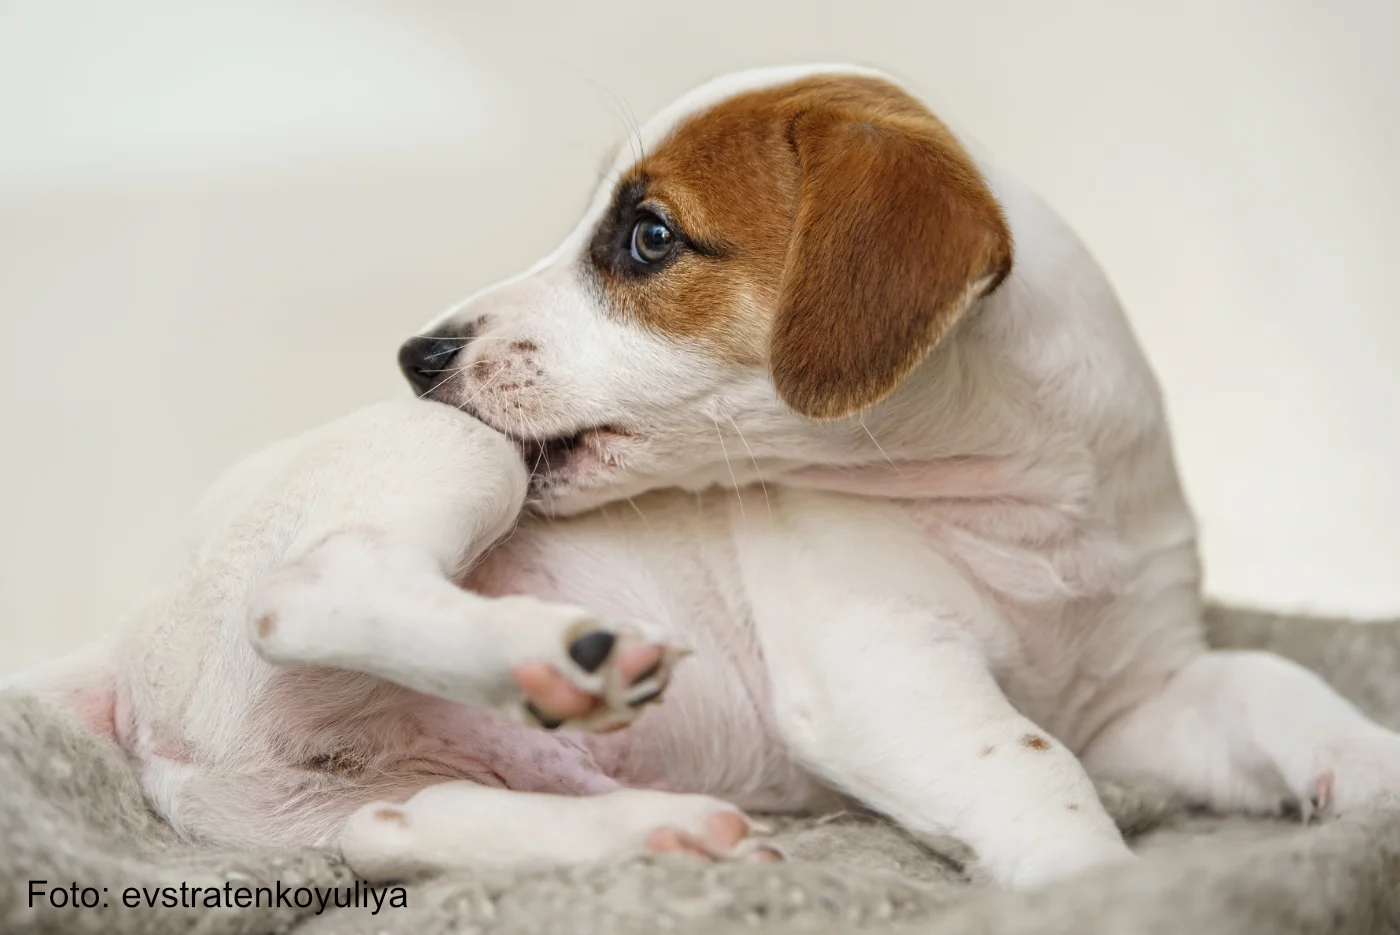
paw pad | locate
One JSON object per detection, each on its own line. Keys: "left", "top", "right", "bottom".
{"left": 644, "top": 811, "right": 782, "bottom": 863}
{"left": 513, "top": 630, "right": 689, "bottom": 733}
{"left": 567, "top": 630, "right": 616, "bottom": 673}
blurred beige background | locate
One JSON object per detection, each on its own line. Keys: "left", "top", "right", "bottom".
{"left": 2, "top": 0, "right": 1397, "bottom": 675}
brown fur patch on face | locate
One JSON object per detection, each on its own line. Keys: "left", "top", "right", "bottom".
{"left": 587, "top": 74, "right": 1013, "bottom": 416}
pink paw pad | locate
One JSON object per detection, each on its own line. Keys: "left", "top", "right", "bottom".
{"left": 1312, "top": 771, "right": 1334, "bottom": 814}
{"left": 512, "top": 627, "right": 685, "bottom": 732}
{"left": 1299, "top": 771, "right": 1335, "bottom": 823}
{"left": 646, "top": 812, "right": 782, "bottom": 863}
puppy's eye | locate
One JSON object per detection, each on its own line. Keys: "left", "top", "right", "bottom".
{"left": 629, "top": 214, "right": 676, "bottom": 264}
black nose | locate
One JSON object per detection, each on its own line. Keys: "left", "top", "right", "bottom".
{"left": 398, "top": 334, "right": 468, "bottom": 396}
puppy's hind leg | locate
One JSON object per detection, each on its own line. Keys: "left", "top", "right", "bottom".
{"left": 1083, "top": 650, "right": 1400, "bottom": 818}
{"left": 248, "top": 531, "right": 685, "bottom": 732}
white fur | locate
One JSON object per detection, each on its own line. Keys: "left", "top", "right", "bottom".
{"left": 8, "top": 65, "right": 1400, "bottom": 890}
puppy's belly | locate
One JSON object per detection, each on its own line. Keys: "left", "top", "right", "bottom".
{"left": 396, "top": 694, "right": 620, "bottom": 796}
{"left": 468, "top": 497, "right": 829, "bottom": 812}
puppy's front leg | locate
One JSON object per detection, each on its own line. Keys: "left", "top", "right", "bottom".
{"left": 738, "top": 490, "right": 1132, "bottom": 888}
{"left": 339, "top": 784, "right": 776, "bottom": 881}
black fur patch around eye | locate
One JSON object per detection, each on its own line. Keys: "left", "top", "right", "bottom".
{"left": 588, "top": 178, "right": 665, "bottom": 278}
{"left": 585, "top": 176, "right": 720, "bottom": 279}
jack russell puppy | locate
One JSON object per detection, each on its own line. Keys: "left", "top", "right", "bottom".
{"left": 11, "top": 64, "right": 1400, "bottom": 889}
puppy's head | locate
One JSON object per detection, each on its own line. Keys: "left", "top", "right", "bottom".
{"left": 402, "top": 66, "right": 1012, "bottom": 513}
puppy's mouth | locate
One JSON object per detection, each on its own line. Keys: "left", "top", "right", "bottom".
{"left": 516, "top": 431, "right": 586, "bottom": 471}
{"left": 513, "top": 425, "right": 632, "bottom": 486}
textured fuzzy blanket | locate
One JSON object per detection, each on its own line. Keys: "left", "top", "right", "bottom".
{"left": 4, "top": 605, "right": 1399, "bottom": 935}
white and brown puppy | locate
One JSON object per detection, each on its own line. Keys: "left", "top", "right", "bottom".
{"left": 11, "top": 64, "right": 1400, "bottom": 889}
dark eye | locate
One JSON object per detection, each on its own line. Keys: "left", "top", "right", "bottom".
{"left": 629, "top": 214, "right": 676, "bottom": 264}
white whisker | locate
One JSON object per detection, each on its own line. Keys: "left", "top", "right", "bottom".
{"left": 417, "top": 366, "right": 455, "bottom": 401}
{"left": 725, "top": 415, "right": 773, "bottom": 530}
{"left": 511, "top": 397, "right": 540, "bottom": 451}
{"left": 529, "top": 433, "right": 547, "bottom": 479}
{"left": 712, "top": 419, "right": 746, "bottom": 523}
{"left": 410, "top": 333, "right": 513, "bottom": 343}
{"left": 577, "top": 74, "right": 647, "bottom": 166}
{"left": 454, "top": 362, "right": 510, "bottom": 407}
{"left": 625, "top": 496, "right": 651, "bottom": 528}
{"left": 859, "top": 416, "right": 905, "bottom": 477}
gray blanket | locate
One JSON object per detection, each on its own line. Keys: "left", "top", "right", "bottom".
{"left": 4, "top": 605, "right": 1400, "bottom": 935}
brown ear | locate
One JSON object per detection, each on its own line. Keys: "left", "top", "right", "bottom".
{"left": 770, "top": 106, "right": 1013, "bottom": 419}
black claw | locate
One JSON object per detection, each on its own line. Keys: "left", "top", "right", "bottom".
{"left": 568, "top": 630, "right": 616, "bottom": 673}
{"left": 628, "top": 688, "right": 663, "bottom": 709}
{"left": 630, "top": 659, "right": 662, "bottom": 686}
{"left": 526, "top": 702, "right": 563, "bottom": 730}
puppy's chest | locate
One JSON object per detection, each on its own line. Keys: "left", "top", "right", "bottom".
{"left": 896, "top": 490, "right": 1130, "bottom": 609}
{"left": 469, "top": 495, "right": 751, "bottom": 633}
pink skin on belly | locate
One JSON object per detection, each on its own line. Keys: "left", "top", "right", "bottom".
{"left": 409, "top": 697, "right": 620, "bottom": 795}
{"left": 250, "top": 666, "right": 622, "bottom": 797}
{"left": 399, "top": 645, "right": 666, "bottom": 797}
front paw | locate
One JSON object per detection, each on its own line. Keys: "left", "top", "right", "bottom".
{"left": 339, "top": 787, "right": 777, "bottom": 882}
{"left": 511, "top": 617, "right": 689, "bottom": 733}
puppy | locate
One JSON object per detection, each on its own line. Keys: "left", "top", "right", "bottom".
{"left": 11, "top": 64, "right": 1400, "bottom": 889}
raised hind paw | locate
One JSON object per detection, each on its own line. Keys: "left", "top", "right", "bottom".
{"left": 511, "top": 622, "right": 688, "bottom": 732}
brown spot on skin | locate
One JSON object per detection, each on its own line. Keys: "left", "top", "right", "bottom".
{"left": 1020, "top": 733, "right": 1052, "bottom": 751}
{"left": 980, "top": 745, "right": 996, "bottom": 757}
{"left": 374, "top": 807, "right": 408, "bottom": 826}
{"left": 589, "top": 74, "right": 1013, "bottom": 419}
{"left": 256, "top": 614, "right": 276, "bottom": 637}
{"left": 1066, "top": 804, "right": 1081, "bottom": 811}
{"left": 472, "top": 358, "right": 494, "bottom": 380}
{"left": 510, "top": 340, "right": 538, "bottom": 352}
